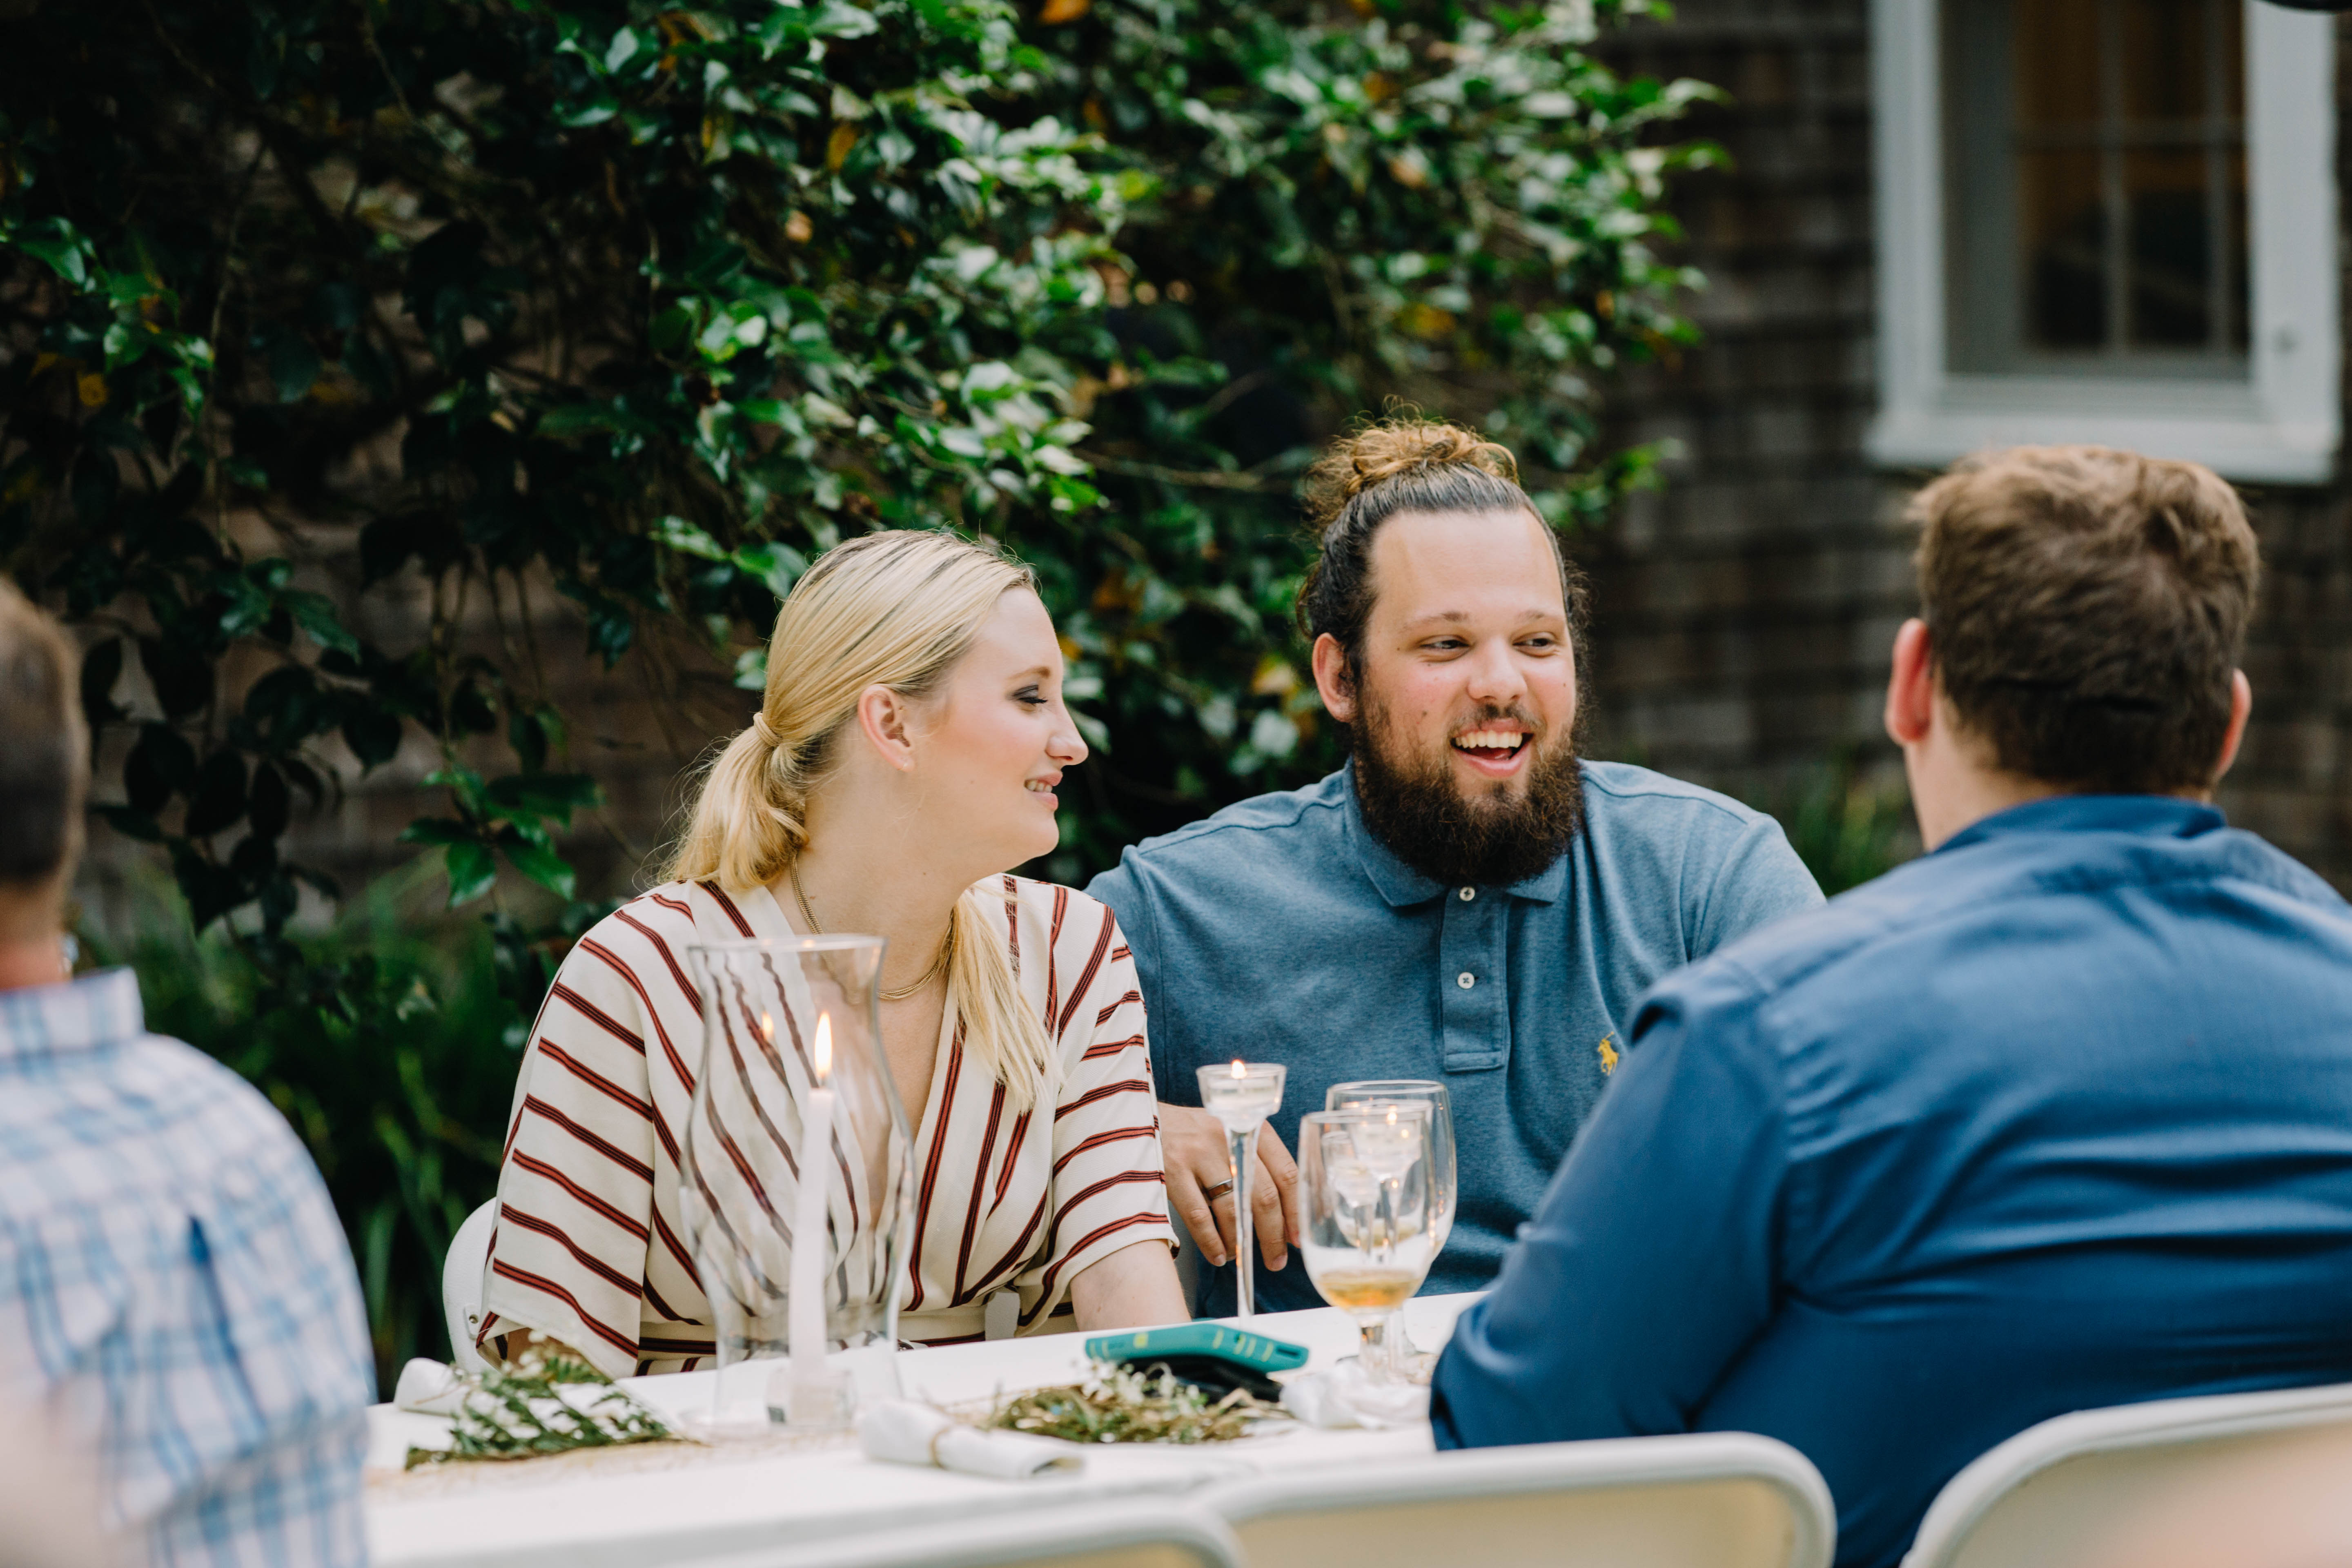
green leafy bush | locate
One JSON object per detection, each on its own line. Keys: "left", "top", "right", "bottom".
{"left": 4, "top": 0, "right": 1716, "bottom": 1379}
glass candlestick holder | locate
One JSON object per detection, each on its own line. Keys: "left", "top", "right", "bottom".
{"left": 1196, "top": 1060, "right": 1286, "bottom": 1318}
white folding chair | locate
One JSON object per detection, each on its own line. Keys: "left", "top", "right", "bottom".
{"left": 441, "top": 1197, "right": 499, "bottom": 1373}
{"left": 1902, "top": 1380, "right": 2352, "bottom": 1568}
{"left": 656, "top": 1501, "right": 1245, "bottom": 1568}
{"left": 1201, "top": 1432, "right": 1835, "bottom": 1568}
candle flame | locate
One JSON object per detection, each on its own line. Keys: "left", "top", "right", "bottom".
{"left": 1386, "top": 1105, "right": 1399, "bottom": 1125}
{"left": 813, "top": 1013, "right": 833, "bottom": 1082}
{"left": 759, "top": 1011, "right": 775, "bottom": 1043}
{"left": 1229, "top": 1058, "right": 1247, "bottom": 1078}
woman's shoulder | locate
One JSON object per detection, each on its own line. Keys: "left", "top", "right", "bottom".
{"left": 564, "top": 879, "right": 766, "bottom": 976}
{"left": 987, "top": 874, "right": 1125, "bottom": 949}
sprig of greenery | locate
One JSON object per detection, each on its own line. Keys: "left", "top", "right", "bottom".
{"left": 986, "top": 1359, "right": 1285, "bottom": 1445}
{"left": 405, "top": 1350, "right": 675, "bottom": 1469}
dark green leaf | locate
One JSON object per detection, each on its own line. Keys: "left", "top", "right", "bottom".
{"left": 484, "top": 772, "right": 603, "bottom": 826}
{"left": 249, "top": 761, "right": 292, "bottom": 839}
{"left": 442, "top": 842, "right": 498, "bottom": 907}
{"left": 343, "top": 706, "right": 403, "bottom": 770}
{"left": 11, "top": 216, "right": 91, "bottom": 285}
{"left": 245, "top": 666, "right": 326, "bottom": 748}
{"left": 284, "top": 592, "right": 361, "bottom": 656}
{"left": 79, "top": 638, "right": 125, "bottom": 730}
{"left": 183, "top": 750, "right": 249, "bottom": 838}
{"left": 500, "top": 840, "right": 577, "bottom": 900}
{"left": 251, "top": 322, "right": 322, "bottom": 403}
{"left": 93, "top": 804, "right": 163, "bottom": 842}
{"left": 140, "top": 639, "right": 214, "bottom": 721}
{"left": 124, "top": 724, "right": 197, "bottom": 814}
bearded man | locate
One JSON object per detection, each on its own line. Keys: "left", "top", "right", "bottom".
{"left": 1087, "top": 419, "right": 1824, "bottom": 1316}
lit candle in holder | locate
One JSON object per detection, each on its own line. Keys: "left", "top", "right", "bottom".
{"left": 788, "top": 1013, "right": 836, "bottom": 1390}
{"left": 1196, "top": 1059, "right": 1285, "bottom": 1318}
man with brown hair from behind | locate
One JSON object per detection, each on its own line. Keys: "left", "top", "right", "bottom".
{"left": 1434, "top": 446, "right": 2352, "bottom": 1568}
{"left": 0, "top": 582, "right": 376, "bottom": 1565}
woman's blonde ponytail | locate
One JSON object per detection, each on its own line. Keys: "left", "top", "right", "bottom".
{"left": 662, "top": 530, "right": 1054, "bottom": 1111}
{"left": 949, "top": 883, "right": 1055, "bottom": 1111}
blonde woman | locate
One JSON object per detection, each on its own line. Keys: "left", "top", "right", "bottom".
{"left": 479, "top": 531, "right": 1186, "bottom": 1375}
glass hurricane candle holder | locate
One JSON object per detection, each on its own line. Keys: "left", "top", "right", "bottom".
{"left": 680, "top": 935, "right": 915, "bottom": 1437}
{"left": 1196, "top": 1060, "right": 1286, "bottom": 1318}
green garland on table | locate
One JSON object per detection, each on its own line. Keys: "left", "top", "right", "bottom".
{"left": 984, "top": 1361, "right": 1285, "bottom": 1446}
{"left": 405, "top": 1352, "right": 675, "bottom": 1470}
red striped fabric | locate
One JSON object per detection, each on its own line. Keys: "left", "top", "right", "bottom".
{"left": 480, "top": 876, "right": 1174, "bottom": 1378}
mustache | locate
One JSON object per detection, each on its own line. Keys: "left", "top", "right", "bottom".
{"left": 1451, "top": 704, "right": 1541, "bottom": 735}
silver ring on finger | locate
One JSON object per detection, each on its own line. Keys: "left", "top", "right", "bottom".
{"left": 1201, "top": 1178, "right": 1235, "bottom": 1202}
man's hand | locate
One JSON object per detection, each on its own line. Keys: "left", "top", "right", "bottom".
{"left": 1159, "top": 1101, "right": 1301, "bottom": 1270}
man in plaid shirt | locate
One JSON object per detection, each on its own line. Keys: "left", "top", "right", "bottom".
{"left": 0, "top": 583, "right": 372, "bottom": 1565}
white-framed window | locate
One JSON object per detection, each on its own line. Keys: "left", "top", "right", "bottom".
{"left": 1868, "top": 0, "right": 2339, "bottom": 483}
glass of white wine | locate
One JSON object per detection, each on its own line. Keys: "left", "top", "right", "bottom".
{"left": 1297, "top": 1105, "right": 1435, "bottom": 1383}
{"left": 1325, "top": 1080, "right": 1453, "bottom": 1381}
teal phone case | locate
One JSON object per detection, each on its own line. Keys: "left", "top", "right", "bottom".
{"left": 1082, "top": 1323, "right": 1310, "bottom": 1371}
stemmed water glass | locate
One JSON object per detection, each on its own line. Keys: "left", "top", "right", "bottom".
{"left": 1297, "top": 1105, "right": 1436, "bottom": 1383}
{"left": 1326, "top": 1080, "right": 1453, "bottom": 1380}
{"left": 1197, "top": 1061, "right": 1285, "bottom": 1319}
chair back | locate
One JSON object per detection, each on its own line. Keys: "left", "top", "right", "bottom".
{"left": 1201, "top": 1432, "right": 1834, "bottom": 1568}
{"left": 657, "top": 1501, "right": 1244, "bottom": 1568}
{"left": 1902, "top": 1381, "right": 2352, "bottom": 1568}
{"left": 441, "top": 1197, "right": 498, "bottom": 1373}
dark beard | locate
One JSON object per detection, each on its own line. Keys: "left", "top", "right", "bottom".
{"left": 1350, "top": 696, "right": 1585, "bottom": 888}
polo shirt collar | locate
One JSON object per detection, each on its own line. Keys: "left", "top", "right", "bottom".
{"left": 1938, "top": 793, "right": 2227, "bottom": 856}
{"left": 1340, "top": 762, "right": 1572, "bottom": 907}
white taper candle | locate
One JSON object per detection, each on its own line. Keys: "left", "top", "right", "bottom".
{"left": 789, "top": 1012, "right": 836, "bottom": 1382}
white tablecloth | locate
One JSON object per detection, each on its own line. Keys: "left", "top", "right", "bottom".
{"left": 365, "top": 1294, "right": 1480, "bottom": 1568}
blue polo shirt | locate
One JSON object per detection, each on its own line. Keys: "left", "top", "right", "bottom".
{"left": 1432, "top": 795, "right": 2352, "bottom": 1568}
{"left": 1087, "top": 761, "right": 1821, "bottom": 1314}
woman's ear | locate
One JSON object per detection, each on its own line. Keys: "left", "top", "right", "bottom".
{"left": 854, "top": 685, "right": 919, "bottom": 773}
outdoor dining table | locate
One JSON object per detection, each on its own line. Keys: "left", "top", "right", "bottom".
{"left": 364, "top": 1292, "right": 1481, "bottom": 1568}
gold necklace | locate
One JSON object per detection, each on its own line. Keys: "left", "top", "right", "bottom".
{"left": 789, "top": 861, "right": 954, "bottom": 1002}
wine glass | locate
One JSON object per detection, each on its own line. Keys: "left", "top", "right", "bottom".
{"left": 1325, "top": 1080, "right": 1454, "bottom": 1254}
{"left": 1326, "top": 1080, "right": 1453, "bottom": 1379}
{"left": 1297, "top": 1105, "right": 1435, "bottom": 1383}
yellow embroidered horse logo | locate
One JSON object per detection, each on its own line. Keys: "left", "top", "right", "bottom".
{"left": 1597, "top": 1036, "right": 1619, "bottom": 1076}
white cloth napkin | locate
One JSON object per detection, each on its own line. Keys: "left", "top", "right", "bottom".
{"left": 1278, "top": 1359, "right": 1430, "bottom": 1430}
{"left": 394, "top": 1357, "right": 472, "bottom": 1416}
{"left": 857, "top": 1400, "right": 1084, "bottom": 1478}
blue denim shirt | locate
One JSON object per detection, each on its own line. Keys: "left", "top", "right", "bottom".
{"left": 1087, "top": 761, "right": 1822, "bottom": 1313}
{"left": 1433, "top": 795, "right": 2352, "bottom": 1568}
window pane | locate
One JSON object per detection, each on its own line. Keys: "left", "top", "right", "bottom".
{"left": 2122, "top": 0, "right": 2208, "bottom": 122}
{"left": 2022, "top": 149, "right": 2109, "bottom": 349}
{"left": 1945, "top": 0, "right": 2249, "bottom": 377}
{"left": 2017, "top": 0, "right": 2105, "bottom": 129}
{"left": 2127, "top": 148, "right": 2220, "bottom": 347}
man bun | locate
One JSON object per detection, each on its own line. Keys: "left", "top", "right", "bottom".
{"left": 1301, "top": 420, "right": 1521, "bottom": 535}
